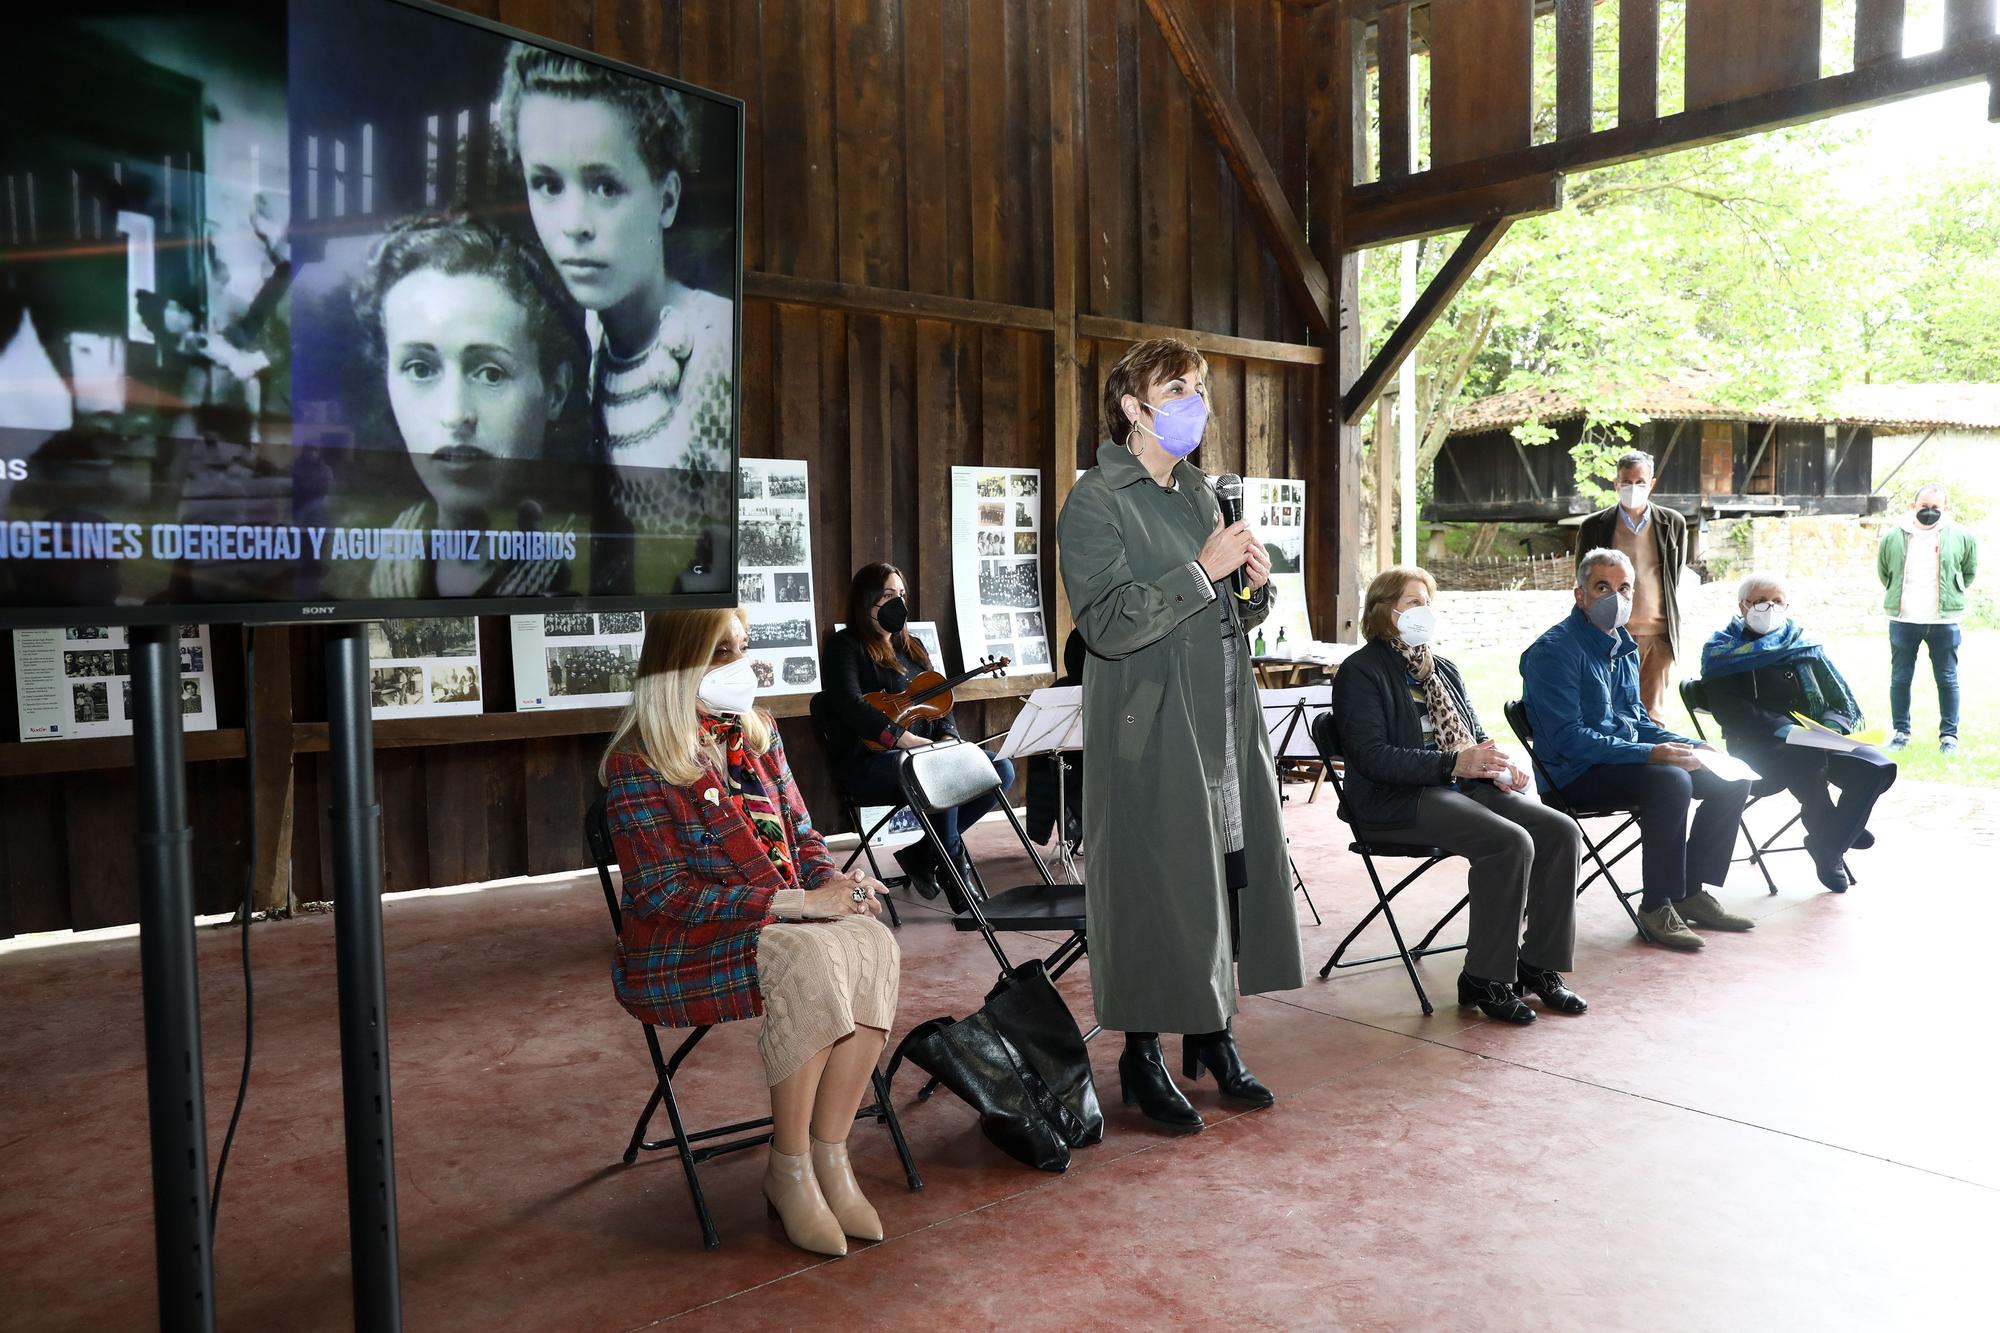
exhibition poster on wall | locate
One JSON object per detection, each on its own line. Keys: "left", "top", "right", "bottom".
{"left": 736, "top": 458, "right": 820, "bottom": 697}
{"left": 508, "top": 610, "right": 646, "bottom": 711}
{"left": 367, "top": 617, "right": 482, "bottom": 719}
{"left": 12, "top": 624, "right": 219, "bottom": 741}
{"left": 951, "top": 466, "right": 1050, "bottom": 674}
{"left": 1247, "top": 476, "right": 1314, "bottom": 655}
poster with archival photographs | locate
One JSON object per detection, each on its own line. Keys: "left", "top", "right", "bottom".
{"left": 832, "top": 620, "right": 948, "bottom": 677}
{"left": 1247, "top": 476, "right": 1315, "bottom": 655}
{"left": 12, "top": 624, "right": 219, "bottom": 741}
{"left": 509, "top": 609, "right": 648, "bottom": 711}
{"left": 951, "top": 466, "right": 1049, "bottom": 678}
{"left": 367, "top": 616, "right": 483, "bottom": 718}
{"left": 737, "top": 458, "right": 820, "bottom": 697}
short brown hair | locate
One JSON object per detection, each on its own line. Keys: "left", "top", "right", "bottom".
{"left": 1102, "top": 338, "right": 1207, "bottom": 447}
{"left": 1362, "top": 565, "right": 1437, "bottom": 642}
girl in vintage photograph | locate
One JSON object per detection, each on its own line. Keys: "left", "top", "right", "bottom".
{"left": 351, "top": 214, "right": 590, "bottom": 599}
{"left": 500, "top": 45, "right": 734, "bottom": 528}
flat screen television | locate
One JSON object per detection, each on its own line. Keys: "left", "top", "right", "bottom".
{"left": 0, "top": 0, "right": 742, "bottom": 628}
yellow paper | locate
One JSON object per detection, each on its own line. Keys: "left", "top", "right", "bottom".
{"left": 1789, "top": 712, "right": 1887, "bottom": 746}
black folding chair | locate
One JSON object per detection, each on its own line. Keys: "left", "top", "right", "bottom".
{"left": 1679, "top": 678, "right": 1805, "bottom": 895}
{"left": 1502, "top": 700, "right": 1649, "bottom": 936}
{"left": 896, "top": 739, "right": 1090, "bottom": 983}
{"left": 807, "top": 692, "right": 902, "bottom": 927}
{"left": 585, "top": 793, "right": 922, "bottom": 1249}
{"left": 1308, "top": 710, "right": 1465, "bottom": 1015}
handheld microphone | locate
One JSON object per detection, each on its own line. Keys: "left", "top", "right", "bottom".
{"left": 1212, "top": 473, "right": 1250, "bottom": 600}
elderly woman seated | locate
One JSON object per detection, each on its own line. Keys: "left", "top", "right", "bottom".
{"left": 1330, "top": 566, "right": 1586, "bottom": 1024}
{"left": 1699, "top": 572, "right": 1896, "bottom": 892}
{"left": 600, "top": 608, "right": 899, "bottom": 1258}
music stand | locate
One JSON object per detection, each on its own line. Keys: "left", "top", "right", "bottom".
{"left": 996, "top": 685, "right": 1084, "bottom": 883}
{"left": 1260, "top": 684, "right": 1331, "bottom": 925}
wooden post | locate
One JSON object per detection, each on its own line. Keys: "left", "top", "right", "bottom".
{"left": 1374, "top": 392, "right": 1396, "bottom": 572}
{"left": 1049, "top": 0, "right": 1082, "bottom": 653}
{"left": 248, "top": 625, "right": 295, "bottom": 914}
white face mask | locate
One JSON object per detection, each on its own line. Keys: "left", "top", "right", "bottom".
{"left": 1618, "top": 483, "right": 1649, "bottom": 510}
{"left": 697, "top": 655, "right": 760, "bottom": 715}
{"left": 1744, "top": 602, "right": 1788, "bottom": 635}
{"left": 1395, "top": 604, "right": 1438, "bottom": 648}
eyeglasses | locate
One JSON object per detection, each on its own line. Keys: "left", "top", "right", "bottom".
{"left": 1749, "top": 600, "right": 1789, "bottom": 613}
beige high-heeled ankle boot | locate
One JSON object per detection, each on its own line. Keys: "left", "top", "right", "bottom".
{"left": 763, "top": 1147, "right": 847, "bottom": 1257}
{"left": 809, "top": 1135, "right": 883, "bottom": 1242}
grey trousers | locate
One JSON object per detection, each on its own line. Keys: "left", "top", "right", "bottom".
{"left": 1370, "top": 783, "right": 1583, "bottom": 982}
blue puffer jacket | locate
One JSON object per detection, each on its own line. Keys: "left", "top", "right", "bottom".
{"left": 1519, "top": 606, "right": 1691, "bottom": 792}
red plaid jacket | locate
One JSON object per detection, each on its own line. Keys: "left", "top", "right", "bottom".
{"left": 603, "top": 734, "right": 839, "bottom": 1028}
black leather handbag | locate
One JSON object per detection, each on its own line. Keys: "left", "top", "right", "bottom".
{"left": 888, "top": 960, "right": 1102, "bottom": 1172}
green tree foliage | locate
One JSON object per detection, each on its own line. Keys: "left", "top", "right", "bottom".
{"left": 1361, "top": 1, "right": 2000, "bottom": 509}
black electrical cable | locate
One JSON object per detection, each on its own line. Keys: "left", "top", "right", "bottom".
{"left": 208, "top": 631, "right": 258, "bottom": 1236}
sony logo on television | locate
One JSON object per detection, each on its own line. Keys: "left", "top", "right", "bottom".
{"left": 298, "top": 605, "right": 338, "bottom": 616}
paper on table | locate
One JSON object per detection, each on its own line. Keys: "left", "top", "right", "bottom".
{"left": 1789, "top": 712, "right": 1887, "bottom": 747}
{"left": 1694, "top": 749, "right": 1761, "bottom": 783}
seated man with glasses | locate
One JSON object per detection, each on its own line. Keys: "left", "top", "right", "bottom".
{"left": 1699, "top": 572, "right": 1897, "bottom": 893}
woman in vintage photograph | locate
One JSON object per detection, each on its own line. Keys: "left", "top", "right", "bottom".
{"left": 500, "top": 43, "right": 734, "bottom": 552}
{"left": 1056, "top": 337, "right": 1302, "bottom": 1134}
{"left": 601, "top": 609, "right": 898, "bottom": 1259}
{"left": 351, "top": 213, "right": 590, "bottom": 599}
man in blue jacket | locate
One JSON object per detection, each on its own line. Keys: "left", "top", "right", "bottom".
{"left": 1521, "top": 549, "right": 1754, "bottom": 952}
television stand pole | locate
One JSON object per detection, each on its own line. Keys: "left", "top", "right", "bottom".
{"left": 325, "top": 624, "right": 403, "bottom": 1332}
{"left": 130, "top": 624, "right": 217, "bottom": 1333}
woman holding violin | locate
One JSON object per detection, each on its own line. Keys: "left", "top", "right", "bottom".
{"left": 820, "top": 562, "right": 1016, "bottom": 899}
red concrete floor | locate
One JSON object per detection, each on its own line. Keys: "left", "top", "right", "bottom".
{"left": 2, "top": 777, "right": 1994, "bottom": 1331}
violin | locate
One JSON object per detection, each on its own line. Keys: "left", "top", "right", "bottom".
{"left": 861, "top": 656, "right": 1010, "bottom": 750}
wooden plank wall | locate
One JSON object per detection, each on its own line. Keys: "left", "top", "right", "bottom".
{"left": 1, "top": 0, "right": 1327, "bottom": 933}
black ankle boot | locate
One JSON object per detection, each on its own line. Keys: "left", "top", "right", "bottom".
{"left": 1181, "top": 1027, "right": 1275, "bottom": 1108}
{"left": 1117, "top": 1035, "right": 1203, "bottom": 1133}
{"left": 1803, "top": 834, "right": 1850, "bottom": 893}
{"left": 892, "top": 846, "right": 941, "bottom": 901}
{"left": 1457, "top": 973, "right": 1535, "bottom": 1024}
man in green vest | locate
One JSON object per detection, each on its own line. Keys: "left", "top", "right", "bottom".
{"left": 1876, "top": 483, "right": 1979, "bottom": 754}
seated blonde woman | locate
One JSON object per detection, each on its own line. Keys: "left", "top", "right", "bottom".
{"left": 1329, "top": 566, "right": 1586, "bottom": 1023}
{"left": 599, "top": 609, "right": 898, "bottom": 1258}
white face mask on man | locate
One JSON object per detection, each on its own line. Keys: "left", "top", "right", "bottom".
{"left": 697, "top": 656, "right": 760, "bottom": 715}
{"left": 1394, "top": 604, "right": 1439, "bottom": 649}
{"left": 1618, "top": 483, "right": 1649, "bottom": 511}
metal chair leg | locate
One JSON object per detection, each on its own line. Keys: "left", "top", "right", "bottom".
{"left": 871, "top": 1069, "right": 925, "bottom": 1192}
{"left": 1323, "top": 857, "right": 1433, "bottom": 1013}
{"left": 1291, "top": 853, "right": 1322, "bottom": 926}
{"left": 622, "top": 1086, "right": 663, "bottom": 1165}
{"left": 655, "top": 1073, "right": 721, "bottom": 1249}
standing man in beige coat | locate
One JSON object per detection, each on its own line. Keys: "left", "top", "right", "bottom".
{"left": 1576, "top": 449, "right": 1688, "bottom": 723}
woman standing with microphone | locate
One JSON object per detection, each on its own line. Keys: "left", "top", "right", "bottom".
{"left": 1057, "top": 337, "right": 1303, "bottom": 1133}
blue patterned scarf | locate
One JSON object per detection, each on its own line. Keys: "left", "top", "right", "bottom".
{"left": 1701, "top": 616, "right": 1862, "bottom": 723}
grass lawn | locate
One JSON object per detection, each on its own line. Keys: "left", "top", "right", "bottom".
{"left": 1451, "top": 629, "right": 2000, "bottom": 789}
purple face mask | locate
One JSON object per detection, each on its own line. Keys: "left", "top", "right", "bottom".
{"left": 1136, "top": 393, "right": 1209, "bottom": 458}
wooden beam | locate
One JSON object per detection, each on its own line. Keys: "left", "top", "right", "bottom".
{"left": 1374, "top": 392, "right": 1396, "bottom": 569}
{"left": 743, "top": 271, "right": 1055, "bottom": 332}
{"left": 1685, "top": 0, "right": 1819, "bottom": 113}
{"left": 1344, "top": 171, "right": 1563, "bottom": 249}
{"left": 1512, "top": 439, "right": 1546, "bottom": 498}
{"left": 1077, "top": 315, "right": 1323, "bottom": 364}
{"left": 1556, "top": 0, "right": 1595, "bottom": 139}
{"left": 1049, "top": 0, "right": 1083, "bottom": 650}
{"left": 0, "top": 728, "right": 246, "bottom": 778}
{"left": 1944, "top": 0, "right": 1994, "bottom": 45}
{"left": 1654, "top": 419, "right": 1688, "bottom": 476}
{"left": 1341, "top": 218, "right": 1514, "bottom": 426}
{"left": 1743, "top": 420, "right": 1778, "bottom": 489}
{"left": 1378, "top": 3, "right": 1411, "bottom": 178}
{"left": 1429, "top": 0, "right": 1534, "bottom": 167}
{"left": 1619, "top": 0, "right": 1660, "bottom": 125}
{"left": 1855, "top": 0, "right": 1907, "bottom": 66}
{"left": 247, "top": 625, "right": 295, "bottom": 914}
{"left": 1141, "top": 0, "right": 1333, "bottom": 333}
{"left": 1346, "top": 37, "right": 2000, "bottom": 235}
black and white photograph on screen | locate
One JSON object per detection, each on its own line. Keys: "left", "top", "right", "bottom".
{"left": 545, "top": 612, "right": 596, "bottom": 637}
{"left": 430, "top": 666, "right": 481, "bottom": 704}
{"left": 546, "top": 645, "right": 639, "bottom": 697}
{"left": 367, "top": 616, "right": 482, "bottom": 718}
{"left": 597, "top": 611, "right": 643, "bottom": 636}
{"left": 72, "top": 683, "right": 110, "bottom": 724}
{"left": 738, "top": 574, "right": 766, "bottom": 603}
{"left": 736, "top": 459, "right": 819, "bottom": 697}
{"left": 0, "top": 9, "right": 298, "bottom": 615}
{"left": 13, "top": 624, "right": 220, "bottom": 742}
{"left": 284, "top": 0, "right": 742, "bottom": 606}
{"left": 951, "top": 466, "right": 1050, "bottom": 677}
{"left": 509, "top": 603, "right": 646, "bottom": 710}
{"left": 371, "top": 667, "right": 424, "bottom": 709}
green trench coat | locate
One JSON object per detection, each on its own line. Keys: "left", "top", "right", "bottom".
{"left": 1056, "top": 441, "right": 1305, "bottom": 1033}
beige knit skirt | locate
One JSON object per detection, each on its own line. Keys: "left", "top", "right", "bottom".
{"left": 754, "top": 916, "right": 901, "bottom": 1086}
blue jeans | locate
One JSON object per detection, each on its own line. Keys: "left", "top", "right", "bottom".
{"left": 1889, "top": 621, "right": 1961, "bottom": 738}
{"left": 843, "top": 747, "right": 1016, "bottom": 860}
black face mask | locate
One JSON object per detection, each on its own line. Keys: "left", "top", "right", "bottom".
{"left": 876, "top": 595, "right": 909, "bottom": 634}
{"left": 1917, "top": 506, "right": 1942, "bottom": 527}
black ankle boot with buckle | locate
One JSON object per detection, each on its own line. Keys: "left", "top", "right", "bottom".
{"left": 1181, "top": 1025, "right": 1275, "bottom": 1108}
{"left": 1457, "top": 973, "right": 1535, "bottom": 1024}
